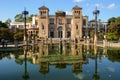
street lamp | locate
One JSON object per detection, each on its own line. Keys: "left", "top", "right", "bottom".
{"left": 86, "top": 23, "right": 90, "bottom": 45}
{"left": 93, "top": 7, "right": 100, "bottom": 46}
{"left": 104, "top": 24, "right": 107, "bottom": 40}
{"left": 103, "top": 23, "right": 107, "bottom": 47}
{"left": 22, "top": 8, "right": 29, "bottom": 46}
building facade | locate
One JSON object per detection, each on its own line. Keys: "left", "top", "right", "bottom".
{"left": 32, "top": 5, "right": 88, "bottom": 41}
{"left": 9, "top": 5, "right": 108, "bottom": 42}
{"left": 10, "top": 22, "right": 31, "bottom": 30}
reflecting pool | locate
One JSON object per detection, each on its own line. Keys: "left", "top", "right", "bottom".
{"left": 0, "top": 44, "right": 120, "bottom": 80}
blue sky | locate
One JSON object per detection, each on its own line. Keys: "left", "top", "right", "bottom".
{"left": 0, "top": 0, "right": 120, "bottom": 22}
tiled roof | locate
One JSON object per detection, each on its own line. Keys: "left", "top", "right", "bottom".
{"left": 39, "top": 5, "right": 49, "bottom": 10}
{"left": 72, "top": 5, "right": 82, "bottom": 10}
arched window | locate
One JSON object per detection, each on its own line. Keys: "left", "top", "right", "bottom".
{"left": 76, "top": 24, "right": 78, "bottom": 29}
{"left": 66, "top": 27, "right": 71, "bottom": 38}
{"left": 57, "top": 26, "right": 63, "bottom": 38}
{"left": 50, "top": 27, "right": 54, "bottom": 38}
{"left": 42, "top": 23, "right": 44, "bottom": 30}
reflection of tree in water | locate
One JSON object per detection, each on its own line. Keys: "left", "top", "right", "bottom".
{"left": 0, "top": 54, "right": 2, "bottom": 60}
{"left": 0, "top": 52, "right": 8, "bottom": 60}
{"left": 0, "top": 50, "right": 24, "bottom": 64}
{"left": 14, "top": 50, "right": 24, "bottom": 65}
{"left": 107, "top": 49, "right": 120, "bottom": 62}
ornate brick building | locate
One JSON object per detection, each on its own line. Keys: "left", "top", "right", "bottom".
{"left": 30, "top": 5, "right": 88, "bottom": 41}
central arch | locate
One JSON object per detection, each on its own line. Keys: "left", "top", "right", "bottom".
{"left": 49, "top": 27, "right": 54, "bottom": 38}
{"left": 57, "top": 26, "right": 63, "bottom": 38}
{"left": 66, "top": 27, "right": 71, "bottom": 38}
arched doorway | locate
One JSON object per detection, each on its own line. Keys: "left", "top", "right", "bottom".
{"left": 57, "top": 26, "right": 63, "bottom": 38}
{"left": 66, "top": 27, "right": 71, "bottom": 38}
{"left": 49, "top": 27, "right": 54, "bottom": 38}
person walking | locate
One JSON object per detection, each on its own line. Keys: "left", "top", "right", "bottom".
{"left": 1, "top": 39, "right": 5, "bottom": 48}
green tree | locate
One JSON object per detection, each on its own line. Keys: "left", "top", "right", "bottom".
{"left": 107, "top": 16, "right": 120, "bottom": 41}
{"left": 0, "top": 27, "right": 13, "bottom": 40}
{"left": 14, "top": 14, "right": 24, "bottom": 22}
{"left": 115, "top": 16, "right": 120, "bottom": 25}
{"left": 14, "top": 13, "right": 36, "bottom": 22}
{"left": 5, "top": 18, "right": 11, "bottom": 26}
{"left": 108, "top": 17, "right": 116, "bottom": 25}
{"left": 27, "top": 14, "right": 35, "bottom": 22}
{"left": 107, "top": 33, "right": 119, "bottom": 41}
{"left": 115, "top": 17, "right": 120, "bottom": 34}
{"left": 0, "top": 21, "right": 8, "bottom": 28}
{"left": 13, "top": 28, "right": 24, "bottom": 41}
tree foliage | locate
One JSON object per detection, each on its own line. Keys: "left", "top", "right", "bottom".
{"left": 14, "top": 13, "right": 35, "bottom": 22}
{"left": 27, "top": 14, "right": 35, "bottom": 22}
{"left": 107, "top": 16, "right": 120, "bottom": 41}
{"left": 13, "top": 28, "right": 23, "bottom": 41}
{"left": 0, "top": 21, "right": 8, "bottom": 28}
{"left": 14, "top": 14, "right": 24, "bottom": 22}
{"left": 5, "top": 18, "right": 11, "bottom": 26}
{"left": 108, "top": 17, "right": 116, "bottom": 25}
{"left": 107, "top": 33, "right": 119, "bottom": 41}
{"left": 0, "top": 27, "right": 23, "bottom": 42}
{"left": 0, "top": 27, "right": 13, "bottom": 40}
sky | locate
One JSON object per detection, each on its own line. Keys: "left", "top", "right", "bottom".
{"left": 0, "top": 0, "right": 120, "bottom": 22}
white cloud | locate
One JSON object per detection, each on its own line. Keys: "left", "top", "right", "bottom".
{"left": 107, "top": 3, "right": 116, "bottom": 9}
{"left": 73, "top": 73, "right": 85, "bottom": 80}
{"left": 66, "top": 11, "right": 72, "bottom": 15}
{"left": 107, "top": 67, "right": 115, "bottom": 72}
{"left": 73, "top": 0, "right": 84, "bottom": 2}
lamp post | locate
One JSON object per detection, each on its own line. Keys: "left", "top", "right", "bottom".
{"left": 104, "top": 24, "right": 107, "bottom": 40}
{"left": 103, "top": 24, "right": 107, "bottom": 47}
{"left": 22, "top": 8, "right": 29, "bottom": 46}
{"left": 86, "top": 23, "right": 90, "bottom": 45}
{"left": 93, "top": 8, "right": 100, "bottom": 46}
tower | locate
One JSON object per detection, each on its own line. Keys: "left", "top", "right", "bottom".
{"left": 38, "top": 6, "right": 49, "bottom": 40}
{"left": 72, "top": 5, "right": 83, "bottom": 41}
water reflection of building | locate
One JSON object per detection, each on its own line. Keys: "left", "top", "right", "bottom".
{"left": 28, "top": 44, "right": 88, "bottom": 73}
{"left": 72, "top": 63, "right": 82, "bottom": 72}
{"left": 3, "top": 44, "right": 120, "bottom": 79}
{"left": 39, "top": 62, "right": 49, "bottom": 74}
{"left": 12, "top": 44, "right": 113, "bottom": 76}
